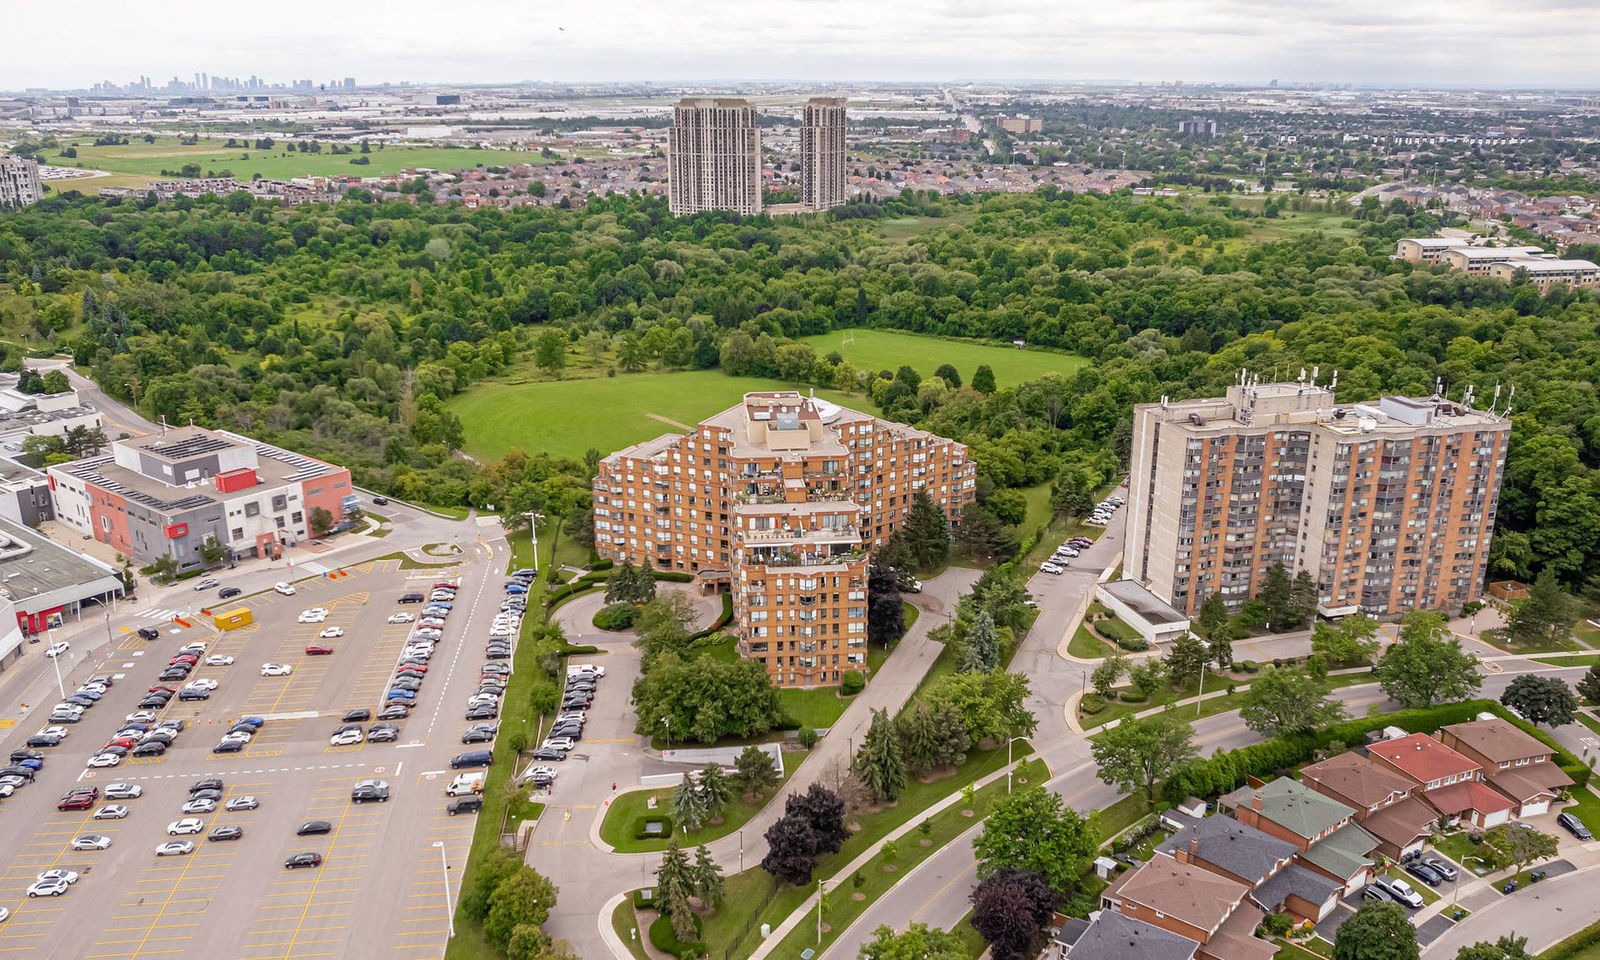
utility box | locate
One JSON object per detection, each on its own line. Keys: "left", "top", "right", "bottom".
{"left": 214, "top": 607, "right": 253, "bottom": 631}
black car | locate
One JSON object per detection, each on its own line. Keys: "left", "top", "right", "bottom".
{"left": 1404, "top": 862, "right": 1443, "bottom": 886}
{"left": 377, "top": 704, "right": 411, "bottom": 720}
{"left": 367, "top": 724, "right": 400, "bottom": 743}
{"left": 212, "top": 740, "right": 244, "bottom": 753}
{"left": 228, "top": 722, "right": 258, "bottom": 735}
{"left": 131, "top": 741, "right": 167, "bottom": 757}
{"left": 447, "top": 796, "right": 482, "bottom": 816}
{"left": 64, "top": 695, "right": 97, "bottom": 708}
{"left": 465, "top": 707, "right": 498, "bottom": 722}
{"left": 219, "top": 586, "right": 243, "bottom": 600}
{"left": 342, "top": 708, "right": 372, "bottom": 723}
{"left": 461, "top": 727, "right": 495, "bottom": 744}
{"left": 0, "top": 765, "right": 36, "bottom": 780}
{"left": 190, "top": 778, "right": 224, "bottom": 793}
{"left": 531, "top": 747, "right": 567, "bottom": 761}
{"left": 399, "top": 592, "right": 425, "bottom": 604}
{"left": 188, "top": 789, "right": 224, "bottom": 803}
{"left": 296, "top": 820, "right": 332, "bottom": 836}
{"left": 390, "top": 678, "right": 422, "bottom": 691}
{"left": 137, "top": 626, "right": 161, "bottom": 641}
{"left": 25, "top": 735, "right": 61, "bottom": 749}
{"left": 449, "top": 751, "right": 493, "bottom": 769}
{"left": 1558, "top": 812, "right": 1594, "bottom": 841}
{"left": 1421, "top": 858, "right": 1458, "bottom": 881}
{"left": 178, "top": 689, "right": 210, "bottom": 701}
{"left": 208, "top": 826, "right": 244, "bottom": 842}
{"left": 484, "top": 648, "right": 510, "bottom": 660}
{"left": 350, "top": 784, "right": 390, "bottom": 804}
{"left": 162, "top": 719, "right": 189, "bottom": 732}
{"left": 371, "top": 496, "right": 389, "bottom": 506}
{"left": 284, "top": 852, "right": 323, "bottom": 869}
{"left": 159, "top": 670, "right": 191, "bottom": 682}
{"left": 9, "top": 749, "right": 43, "bottom": 763}
{"left": 138, "top": 697, "right": 169, "bottom": 710}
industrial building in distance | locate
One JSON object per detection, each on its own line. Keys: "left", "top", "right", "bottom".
{"left": 592, "top": 391, "right": 976, "bottom": 687}
{"left": 1126, "top": 375, "right": 1509, "bottom": 620}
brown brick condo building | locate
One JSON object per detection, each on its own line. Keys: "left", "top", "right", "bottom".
{"left": 592, "top": 391, "right": 976, "bottom": 687}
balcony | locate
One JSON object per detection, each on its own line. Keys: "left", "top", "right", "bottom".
{"left": 738, "top": 525, "right": 861, "bottom": 547}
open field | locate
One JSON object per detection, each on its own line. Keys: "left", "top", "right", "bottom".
{"left": 802, "top": 328, "right": 1088, "bottom": 387}
{"left": 42, "top": 171, "right": 160, "bottom": 196}
{"left": 1245, "top": 209, "right": 1362, "bottom": 243}
{"left": 46, "top": 135, "right": 555, "bottom": 183}
{"left": 447, "top": 370, "right": 856, "bottom": 462}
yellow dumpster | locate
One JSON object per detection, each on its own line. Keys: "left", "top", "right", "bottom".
{"left": 214, "top": 607, "right": 253, "bottom": 631}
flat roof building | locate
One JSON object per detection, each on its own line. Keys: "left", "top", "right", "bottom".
{"left": 0, "top": 517, "right": 124, "bottom": 641}
{"left": 1394, "top": 237, "right": 1472, "bottom": 262}
{"left": 668, "top": 98, "right": 762, "bottom": 216}
{"left": 0, "top": 155, "right": 43, "bottom": 209}
{"left": 800, "top": 97, "right": 847, "bottom": 212}
{"left": 1095, "top": 579, "right": 1191, "bottom": 646}
{"left": 1127, "top": 376, "right": 1508, "bottom": 618}
{"left": 1485, "top": 258, "right": 1599, "bottom": 288}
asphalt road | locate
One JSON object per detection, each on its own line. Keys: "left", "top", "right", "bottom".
{"left": 0, "top": 529, "right": 504, "bottom": 960}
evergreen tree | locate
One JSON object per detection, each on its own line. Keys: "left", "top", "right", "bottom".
{"left": 955, "top": 504, "right": 1015, "bottom": 560}
{"left": 927, "top": 702, "right": 972, "bottom": 769}
{"left": 896, "top": 705, "right": 940, "bottom": 776}
{"left": 903, "top": 490, "right": 951, "bottom": 569}
{"left": 1050, "top": 468, "right": 1091, "bottom": 520}
{"left": 1506, "top": 568, "right": 1578, "bottom": 648}
{"left": 605, "top": 559, "right": 640, "bottom": 604}
{"left": 670, "top": 776, "right": 709, "bottom": 829}
{"left": 1258, "top": 562, "right": 1294, "bottom": 629}
{"left": 691, "top": 843, "right": 724, "bottom": 908}
{"left": 1577, "top": 664, "right": 1600, "bottom": 705}
{"left": 933, "top": 363, "right": 962, "bottom": 389}
{"left": 1164, "top": 632, "right": 1209, "bottom": 688}
{"left": 732, "top": 745, "right": 779, "bottom": 797}
{"left": 1194, "top": 592, "right": 1228, "bottom": 639}
{"left": 656, "top": 841, "right": 699, "bottom": 941}
{"left": 697, "top": 763, "right": 735, "bottom": 819}
{"left": 867, "top": 564, "right": 906, "bottom": 648}
{"left": 960, "top": 610, "right": 1001, "bottom": 674}
{"left": 1209, "top": 627, "right": 1236, "bottom": 669}
{"left": 1289, "top": 569, "right": 1318, "bottom": 626}
{"left": 971, "top": 364, "right": 997, "bottom": 394}
{"left": 852, "top": 708, "right": 908, "bottom": 803}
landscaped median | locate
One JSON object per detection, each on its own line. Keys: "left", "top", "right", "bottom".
{"left": 598, "top": 751, "right": 802, "bottom": 854}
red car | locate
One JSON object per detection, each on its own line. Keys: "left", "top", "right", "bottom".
{"left": 434, "top": 581, "right": 459, "bottom": 590}
{"left": 148, "top": 685, "right": 177, "bottom": 693}
{"left": 168, "top": 656, "right": 198, "bottom": 665}
{"left": 304, "top": 645, "right": 334, "bottom": 656}
{"left": 105, "top": 736, "right": 138, "bottom": 750}
{"left": 57, "top": 789, "right": 98, "bottom": 811}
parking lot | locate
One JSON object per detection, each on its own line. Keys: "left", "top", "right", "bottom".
{"left": 0, "top": 546, "right": 501, "bottom": 960}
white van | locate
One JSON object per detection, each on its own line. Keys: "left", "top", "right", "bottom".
{"left": 446, "top": 772, "right": 486, "bottom": 797}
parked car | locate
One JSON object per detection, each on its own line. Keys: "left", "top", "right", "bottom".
{"left": 1404, "top": 861, "right": 1443, "bottom": 886}
{"left": 1378, "top": 877, "right": 1424, "bottom": 908}
{"left": 1558, "top": 812, "right": 1594, "bottom": 841}
{"left": 1421, "top": 857, "right": 1458, "bottom": 881}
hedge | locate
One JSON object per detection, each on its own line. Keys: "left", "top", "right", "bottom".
{"left": 589, "top": 559, "right": 615, "bottom": 572}
{"left": 632, "top": 814, "right": 675, "bottom": 840}
{"left": 648, "top": 913, "right": 706, "bottom": 959}
{"left": 1544, "top": 917, "right": 1600, "bottom": 960}
{"left": 1161, "top": 699, "right": 1587, "bottom": 805}
{"left": 593, "top": 602, "right": 638, "bottom": 631}
{"left": 654, "top": 571, "right": 695, "bottom": 583}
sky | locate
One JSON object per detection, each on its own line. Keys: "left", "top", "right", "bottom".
{"left": 5, "top": 0, "right": 1599, "bottom": 90}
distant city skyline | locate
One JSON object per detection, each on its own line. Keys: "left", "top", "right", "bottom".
{"left": 4, "top": 0, "right": 1599, "bottom": 91}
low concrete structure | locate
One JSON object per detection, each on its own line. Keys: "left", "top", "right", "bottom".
{"left": 0, "top": 518, "right": 124, "bottom": 640}
{"left": 1095, "top": 579, "right": 1191, "bottom": 646}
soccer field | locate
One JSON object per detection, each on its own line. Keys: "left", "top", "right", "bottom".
{"left": 801, "top": 329, "right": 1087, "bottom": 387}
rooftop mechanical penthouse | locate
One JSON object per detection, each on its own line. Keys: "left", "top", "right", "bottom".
{"left": 593, "top": 391, "right": 976, "bottom": 687}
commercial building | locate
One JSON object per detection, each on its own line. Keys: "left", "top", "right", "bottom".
{"left": 47, "top": 425, "right": 355, "bottom": 570}
{"left": 1126, "top": 377, "right": 1509, "bottom": 618}
{"left": 1439, "top": 245, "right": 1547, "bottom": 275}
{"left": 668, "top": 98, "right": 762, "bottom": 216}
{"left": 1094, "top": 579, "right": 1191, "bottom": 647}
{"left": 800, "top": 97, "right": 848, "bottom": 211}
{"left": 0, "top": 518, "right": 124, "bottom": 641}
{"left": 1485, "top": 258, "right": 1600, "bottom": 288}
{"left": 592, "top": 391, "right": 976, "bottom": 686}
{"left": 1397, "top": 239, "right": 1598, "bottom": 288}
{"left": 1394, "top": 237, "right": 1472, "bottom": 262}
{"left": 0, "top": 461, "right": 55, "bottom": 526}
{"left": 998, "top": 114, "right": 1044, "bottom": 135}
{"left": 0, "top": 155, "right": 44, "bottom": 209}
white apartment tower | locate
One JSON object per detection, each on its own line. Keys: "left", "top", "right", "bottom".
{"left": 801, "top": 97, "right": 848, "bottom": 211}
{"left": 668, "top": 98, "right": 762, "bottom": 216}
{"left": 0, "top": 156, "right": 44, "bottom": 209}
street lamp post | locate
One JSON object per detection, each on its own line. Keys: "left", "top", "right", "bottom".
{"left": 662, "top": 717, "right": 670, "bottom": 754}
{"left": 432, "top": 841, "right": 455, "bottom": 938}
{"left": 523, "top": 511, "right": 545, "bottom": 570}
{"left": 816, "top": 878, "right": 836, "bottom": 944}
{"left": 46, "top": 626, "right": 64, "bottom": 699}
{"left": 1195, "top": 658, "right": 1208, "bottom": 718}
{"left": 1006, "top": 736, "right": 1029, "bottom": 794}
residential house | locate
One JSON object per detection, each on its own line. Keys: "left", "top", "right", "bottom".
{"left": 1220, "top": 778, "right": 1379, "bottom": 895}
{"left": 1439, "top": 718, "right": 1573, "bottom": 818}
{"left": 1366, "top": 733, "right": 1515, "bottom": 829}
{"left": 1157, "top": 815, "right": 1343, "bottom": 924}
{"left": 1065, "top": 911, "right": 1199, "bottom": 960}
{"left": 1300, "top": 751, "right": 1438, "bottom": 858}
{"left": 1096, "top": 853, "right": 1276, "bottom": 960}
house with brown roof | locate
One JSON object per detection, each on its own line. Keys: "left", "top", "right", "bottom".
{"left": 1366, "top": 733, "right": 1513, "bottom": 828}
{"left": 1300, "top": 752, "right": 1438, "bottom": 858}
{"left": 1439, "top": 718, "right": 1574, "bottom": 818}
{"left": 1156, "top": 817, "right": 1342, "bottom": 924}
{"left": 1098, "top": 854, "right": 1276, "bottom": 960}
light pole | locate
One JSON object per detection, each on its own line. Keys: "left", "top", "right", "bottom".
{"left": 816, "top": 877, "right": 837, "bottom": 944}
{"left": 1006, "top": 736, "right": 1029, "bottom": 794}
{"left": 1195, "top": 657, "right": 1208, "bottom": 718}
{"left": 662, "top": 717, "right": 670, "bottom": 754}
{"left": 432, "top": 841, "right": 455, "bottom": 938}
{"left": 523, "top": 511, "right": 545, "bottom": 570}
{"left": 46, "top": 626, "right": 64, "bottom": 699}
{"left": 738, "top": 829, "right": 744, "bottom": 872}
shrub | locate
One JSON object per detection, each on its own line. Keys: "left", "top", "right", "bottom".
{"left": 1080, "top": 693, "right": 1107, "bottom": 714}
{"left": 797, "top": 727, "right": 818, "bottom": 749}
{"left": 1115, "top": 635, "right": 1149, "bottom": 652}
{"left": 507, "top": 730, "right": 528, "bottom": 753}
{"left": 631, "top": 814, "right": 674, "bottom": 840}
{"left": 1118, "top": 692, "right": 1148, "bottom": 703}
{"left": 841, "top": 671, "right": 866, "bottom": 695}
{"left": 632, "top": 887, "right": 655, "bottom": 909}
{"left": 593, "top": 602, "right": 638, "bottom": 631}
{"left": 1236, "top": 660, "right": 1259, "bottom": 673}
{"left": 654, "top": 571, "right": 695, "bottom": 583}
{"left": 648, "top": 913, "right": 705, "bottom": 959}
{"left": 588, "top": 559, "right": 615, "bottom": 572}
{"left": 1260, "top": 913, "right": 1293, "bottom": 937}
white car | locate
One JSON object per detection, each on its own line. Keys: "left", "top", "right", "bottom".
{"left": 36, "top": 870, "right": 79, "bottom": 885}
{"left": 124, "top": 711, "right": 157, "bottom": 724}
{"left": 181, "top": 797, "right": 217, "bottom": 815}
{"left": 205, "top": 655, "right": 235, "bottom": 666}
{"left": 568, "top": 665, "right": 606, "bottom": 678}
{"left": 36, "top": 725, "right": 71, "bottom": 739}
{"left": 71, "top": 835, "right": 114, "bottom": 851}
{"left": 261, "top": 663, "right": 293, "bottom": 677}
{"left": 44, "top": 641, "right": 69, "bottom": 659}
{"left": 179, "top": 642, "right": 208, "bottom": 654}
{"left": 26, "top": 878, "right": 70, "bottom": 898}
{"left": 488, "top": 625, "right": 513, "bottom": 637}
{"left": 274, "top": 582, "right": 297, "bottom": 596}
{"left": 297, "top": 608, "right": 329, "bottom": 623}
{"left": 418, "top": 617, "right": 447, "bottom": 629}
{"left": 542, "top": 737, "right": 575, "bottom": 751}
{"left": 155, "top": 841, "right": 195, "bottom": 857}
{"left": 220, "top": 730, "right": 252, "bottom": 745}
{"left": 87, "top": 753, "right": 122, "bottom": 768}
{"left": 224, "top": 795, "right": 259, "bottom": 811}
{"left": 0, "top": 784, "right": 14, "bottom": 799}
{"left": 192, "top": 578, "right": 219, "bottom": 591}
{"left": 166, "top": 819, "right": 204, "bottom": 836}
{"left": 329, "top": 729, "right": 363, "bottom": 746}
{"left": 386, "top": 613, "right": 415, "bottom": 624}
{"left": 1039, "top": 562, "right": 1065, "bottom": 575}
{"left": 80, "top": 682, "right": 110, "bottom": 694}
{"left": 93, "top": 805, "right": 130, "bottom": 820}
{"left": 185, "top": 679, "right": 220, "bottom": 691}
{"left": 318, "top": 626, "right": 344, "bottom": 639}
{"left": 104, "top": 783, "right": 142, "bottom": 799}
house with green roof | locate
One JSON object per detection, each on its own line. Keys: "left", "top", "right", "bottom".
{"left": 1220, "top": 778, "right": 1379, "bottom": 896}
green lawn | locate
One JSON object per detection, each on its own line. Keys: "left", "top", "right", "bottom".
{"left": 1246, "top": 210, "right": 1361, "bottom": 243}
{"left": 1573, "top": 710, "right": 1600, "bottom": 737}
{"left": 1560, "top": 787, "right": 1600, "bottom": 835}
{"left": 56, "top": 134, "right": 556, "bottom": 182}
{"left": 598, "top": 752, "right": 797, "bottom": 854}
{"left": 801, "top": 329, "right": 1088, "bottom": 388}
{"left": 1069, "top": 620, "right": 1118, "bottom": 660}
{"left": 1084, "top": 670, "right": 1377, "bottom": 730}
{"left": 1096, "top": 794, "right": 1156, "bottom": 842}
{"left": 778, "top": 687, "right": 852, "bottom": 730}
{"left": 1429, "top": 832, "right": 1494, "bottom": 876}
{"left": 1534, "top": 654, "right": 1600, "bottom": 667}
{"left": 447, "top": 369, "right": 857, "bottom": 462}
{"left": 610, "top": 899, "right": 652, "bottom": 960}
{"left": 1481, "top": 628, "right": 1579, "bottom": 654}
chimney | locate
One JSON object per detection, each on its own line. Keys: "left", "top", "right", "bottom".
{"left": 1251, "top": 794, "right": 1262, "bottom": 811}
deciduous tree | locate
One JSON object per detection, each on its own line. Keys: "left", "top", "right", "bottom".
{"left": 1091, "top": 714, "right": 1198, "bottom": 803}
{"left": 1500, "top": 675, "right": 1578, "bottom": 728}
{"left": 1332, "top": 901, "right": 1417, "bottom": 960}
{"left": 1239, "top": 668, "right": 1346, "bottom": 737}
{"left": 1376, "top": 612, "right": 1482, "bottom": 708}
{"left": 974, "top": 786, "right": 1097, "bottom": 896}
{"left": 969, "top": 868, "right": 1055, "bottom": 960}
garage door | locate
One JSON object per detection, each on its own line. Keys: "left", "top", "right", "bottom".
{"left": 1520, "top": 800, "right": 1550, "bottom": 818}
{"left": 1483, "top": 809, "right": 1511, "bottom": 828}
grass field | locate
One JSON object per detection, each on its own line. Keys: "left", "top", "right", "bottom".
{"left": 801, "top": 329, "right": 1088, "bottom": 388}
{"left": 1246, "top": 210, "right": 1362, "bottom": 243}
{"left": 42, "top": 171, "right": 160, "bottom": 196}
{"left": 46, "top": 135, "right": 555, "bottom": 185}
{"left": 447, "top": 370, "right": 856, "bottom": 462}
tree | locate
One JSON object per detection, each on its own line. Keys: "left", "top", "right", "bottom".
{"left": 198, "top": 536, "right": 228, "bottom": 567}
{"left": 1239, "top": 668, "right": 1346, "bottom": 737}
{"left": 732, "top": 745, "right": 778, "bottom": 798}
{"left": 760, "top": 785, "right": 846, "bottom": 886}
{"left": 460, "top": 846, "right": 522, "bottom": 921}
{"left": 867, "top": 564, "right": 906, "bottom": 648}
{"left": 1577, "top": 664, "right": 1600, "bottom": 705}
{"left": 923, "top": 670, "right": 1037, "bottom": 745}
{"left": 309, "top": 506, "right": 334, "bottom": 537}
{"left": 1311, "top": 615, "right": 1381, "bottom": 666}
{"left": 670, "top": 776, "right": 710, "bottom": 829}
{"left": 1454, "top": 935, "right": 1532, "bottom": 960}
{"left": 1482, "top": 823, "right": 1559, "bottom": 877}
{"left": 974, "top": 786, "right": 1097, "bottom": 896}
{"left": 1258, "top": 562, "right": 1294, "bottom": 629}
{"left": 860, "top": 923, "right": 968, "bottom": 960}
{"left": 1289, "top": 569, "right": 1318, "bottom": 626}
{"left": 1500, "top": 674, "right": 1578, "bottom": 727}
{"left": 656, "top": 841, "right": 698, "bottom": 940}
{"left": 1127, "top": 659, "right": 1166, "bottom": 700}
{"left": 959, "top": 610, "right": 1001, "bottom": 674}
{"left": 483, "top": 867, "right": 557, "bottom": 951}
{"left": 504, "top": 924, "right": 568, "bottom": 960}
{"left": 902, "top": 490, "right": 951, "bottom": 569}
{"left": 852, "top": 708, "right": 907, "bottom": 803}
{"left": 1505, "top": 568, "right": 1578, "bottom": 649}
{"left": 1376, "top": 612, "right": 1483, "bottom": 708}
{"left": 697, "top": 762, "right": 735, "bottom": 818}
{"left": 1193, "top": 592, "right": 1228, "bottom": 640}
{"left": 605, "top": 559, "right": 655, "bottom": 604}
{"left": 1050, "top": 467, "right": 1091, "bottom": 520}
{"left": 898, "top": 702, "right": 971, "bottom": 777}
{"left": 691, "top": 843, "right": 724, "bottom": 909}
{"left": 1090, "top": 654, "right": 1127, "bottom": 698}
{"left": 933, "top": 363, "right": 962, "bottom": 389}
{"left": 533, "top": 329, "right": 567, "bottom": 377}
{"left": 1208, "top": 623, "right": 1237, "bottom": 669}
{"left": 635, "top": 592, "right": 699, "bottom": 664}
{"left": 1332, "top": 901, "right": 1418, "bottom": 960}
{"left": 969, "top": 868, "right": 1055, "bottom": 960}
{"left": 1090, "top": 714, "right": 1198, "bottom": 804}
{"left": 1164, "top": 632, "right": 1209, "bottom": 687}
{"left": 149, "top": 554, "right": 178, "bottom": 585}
{"left": 632, "top": 652, "right": 783, "bottom": 744}
{"left": 41, "top": 369, "right": 69, "bottom": 394}
{"left": 954, "top": 504, "right": 1016, "bottom": 560}
{"left": 971, "top": 364, "right": 997, "bottom": 394}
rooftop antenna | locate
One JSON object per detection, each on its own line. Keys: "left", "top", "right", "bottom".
{"left": 1330, "top": 369, "right": 1340, "bottom": 393}
{"left": 1433, "top": 376, "right": 1443, "bottom": 398}
{"left": 1488, "top": 382, "right": 1502, "bottom": 415}
{"left": 1311, "top": 365, "right": 1320, "bottom": 386}
{"left": 1463, "top": 384, "right": 1476, "bottom": 409}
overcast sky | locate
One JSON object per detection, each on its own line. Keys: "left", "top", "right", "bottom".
{"left": 6, "top": 0, "right": 1598, "bottom": 90}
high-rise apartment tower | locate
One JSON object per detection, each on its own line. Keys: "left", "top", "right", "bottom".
{"left": 800, "top": 97, "right": 847, "bottom": 211}
{"left": 593, "top": 391, "right": 976, "bottom": 687}
{"left": 0, "top": 156, "right": 43, "bottom": 209}
{"left": 668, "top": 98, "right": 762, "bottom": 216}
{"left": 1126, "top": 376, "right": 1509, "bottom": 619}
